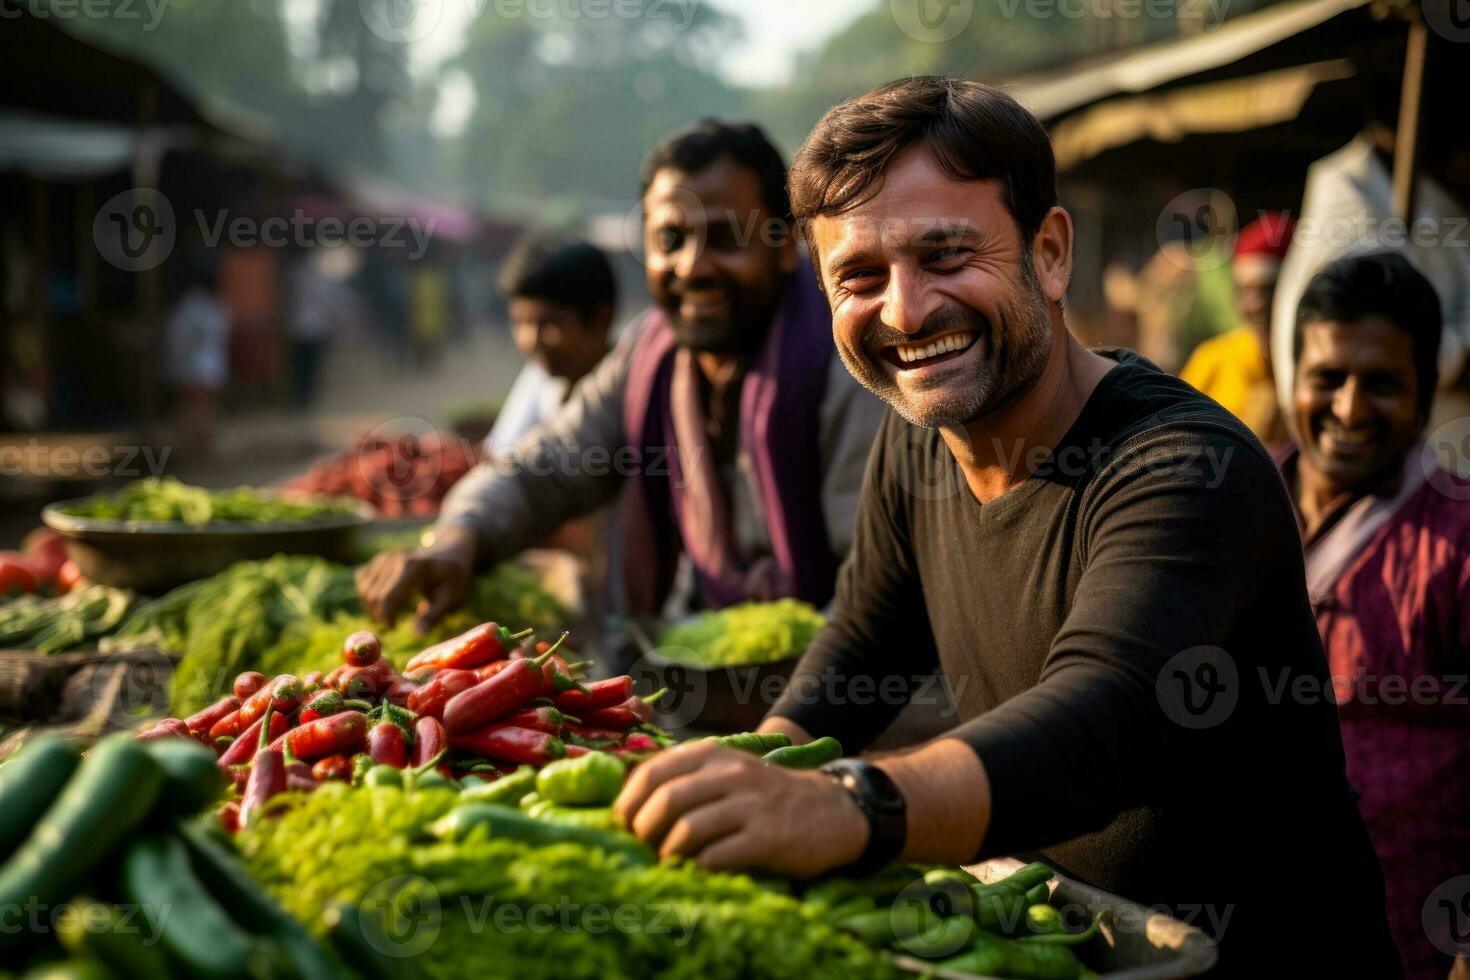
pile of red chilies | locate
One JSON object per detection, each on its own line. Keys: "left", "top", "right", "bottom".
{"left": 135, "top": 621, "right": 667, "bottom": 831}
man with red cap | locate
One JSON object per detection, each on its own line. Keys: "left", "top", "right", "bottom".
{"left": 1180, "top": 212, "right": 1295, "bottom": 447}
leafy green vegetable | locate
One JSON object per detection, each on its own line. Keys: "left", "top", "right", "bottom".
{"left": 657, "top": 600, "right": 825, "bottom": 667}
{"left": 236, "top": 784, "right": 898, "bottom": 980}
{"left": 59, "top": 478, "right": 358, "bottom": 526}
{"left": 0, "top": 586, "right": 137, "bottom": 653}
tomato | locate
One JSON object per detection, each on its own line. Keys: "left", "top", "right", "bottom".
{"left": 54, "top": 560, "right": 83, "bottom": 594}
{"left": 0, "top": 553, "right": 38, "bottom": 596}
{"left": 22, "top": 527, "right": 68, "bottom": 582}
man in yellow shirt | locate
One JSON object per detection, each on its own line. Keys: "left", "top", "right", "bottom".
{"left": 1180, "top": 212, "right": 1295, "bottom": 448}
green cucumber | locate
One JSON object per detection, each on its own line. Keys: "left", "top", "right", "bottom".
{"left": 55, "top": 898, "right": 169, "bottom": 978}
{"left": 177, "top": 821, "right": 345, "bottom": 979}
{"left": 120, "top": 834, "right": 258, "bottom": 980}
{"left": 0, "top": 734, "right": 80, "bottom": 861}
{"left": 0, "top": 736, "right": 162, "bottom": 955}
{"left": 142, "top": 739, "right": 225, "bottom": 819}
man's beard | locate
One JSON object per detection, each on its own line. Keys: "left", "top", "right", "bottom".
{"left": 662, "top": 274, "right": 783, "bottom": 357}
{"left": 839, "top": 268, "right": 1055, "bottom": 429}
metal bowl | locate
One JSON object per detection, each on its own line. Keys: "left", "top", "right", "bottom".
{"left": 42, "top": 498, "right": 373, "bottom": 594}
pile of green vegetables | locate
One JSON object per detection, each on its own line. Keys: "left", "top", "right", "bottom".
{"left": 0, "top": 733, "right": 336, "bottom": 979}
{"left": 238, "top": 781, "right": 898, "bottom": 980}
{"left": 103, "top": 556, "right": 566, "bottom": 717}
{"left": 58, "top": 478, "right": 358, "bottom": 526}
{"left": 0, "top": 586, "right": 135, "bottom": 654}
{"left": 657, "top": 599, "right": 825, "bottom": 667}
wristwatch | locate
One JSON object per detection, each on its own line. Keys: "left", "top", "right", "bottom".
{"left": 821, "top": 759, "right": 908, "bottom": 874}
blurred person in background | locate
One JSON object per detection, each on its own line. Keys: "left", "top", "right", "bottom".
{"left": 358, "top": 119, "right": 885, "bottom": 640}
{"left": 1281, "top": 252, "right": 1470, "bottom": 980}
{"left": 1180, "top": 212, "right": 1295, "bottom": 448}
{"left": 165, "top": 260, "right": 230, "bottom": 453}
{"left": 284, "top": 249, "right": 348, "bottom": 409}
{"left": 484, "top": 235, "right": 617, "bottom": 455}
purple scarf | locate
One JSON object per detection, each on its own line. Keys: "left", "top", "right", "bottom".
{"left": 619, "top": 266, "right": 838, "bottom": 615}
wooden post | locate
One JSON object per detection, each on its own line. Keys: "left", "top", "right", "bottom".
{"left": 1391, "top": 16, "right": 1429, "bottom": 220}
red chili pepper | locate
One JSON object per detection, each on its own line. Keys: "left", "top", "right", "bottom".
{"left": 580, "top": 689, "right": 667, "bottom": 730}
{"left": 500, "top": 706, "right": 567, "bottom": 735}
{"left": 553, "top": 676, "right": 633, "bottom": 713}
{"left": 475, "top": 659, "right": 514, "bottom": 681}
{"left": 406, "top": 668, "right": 479, "bottom": 718}
{"left": 405, "top": 622, "right": 533, "bottom": 675}
{"left": 185, "top": 696, "right": 241, "bottom": 735}
{"left": 218, "top": 800, "right": 241, "bottom": 834}
{"left": 342, "top": 630, "right": 382, "bottom": 667}
{"left": 411, "top": 716, "right": 447, "bottom": 769}
{"left": 385, "top": 678, "right": 416, "bottom": 707}
{"left": 312, "top": 754, "right": 353, "bottom": 782}
{"left": 623, "top": 732, "right": 662, "bottom": 752}
{"left": 218, "top": 711, "right": 290, "bottom": 767}
{"left": 208, "top": 709, "right": 242, "bottom": 741}
{"left": 298, "top": 689, "right": 344, "bottom": 725}
{"left": 448, "top": 724, "right": 565, "bottom": 766}
{"left": 137, "top": 718, "right": 190, "bottom": 741}
{"left": 563, "top": 744, "right": 590, "bottom": 758}
{"left": 241, "top": 750, "right": 286, "bottom": 826}
{"left": 270, "top": 711, "right": 367, "bottom": 761}
{"left": 442, "top": 635, "right": 569, "bottom": 734}
{"left": 240, "top": 709, "right": 287, "bottom": 827}
{"left": 567, "top": 722, "right": 626, "bottom": 743}
{"left": 233, "top": 671, "right": 267, "bottom": 700}
{"left": 301, "top": 670, "right": 325, "bottom": 689}
{"left": 324, "top": 665, "right": 346, "bottom": 690}
{"left": 238, "top": 675, "right": 301, "bottom": 727}
{"left": 368, "top": 721, "right": 409, "bottom": 768}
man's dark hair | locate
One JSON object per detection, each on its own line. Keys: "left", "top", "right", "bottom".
{"left": 1295, "top": 251, "right": 1443, "bottom": 417}
{"left": 639, "top": 119, "right": 791, "bottom": 225}
{"left": 498, "top": 236, "right": 617, "bottom": 322}
{"left": 789, "top": 76, "right": 1058, "bottom": 270}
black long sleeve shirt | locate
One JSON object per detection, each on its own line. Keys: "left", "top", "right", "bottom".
{"left": 771, "top": 350, "right": 1402, "bottom": 978}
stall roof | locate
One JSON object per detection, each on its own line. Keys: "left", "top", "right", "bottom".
{"left": 1007, "top": 0, "right": 1378, "bottom": 121}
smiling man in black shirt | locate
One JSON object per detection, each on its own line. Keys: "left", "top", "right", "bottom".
{"left": 616, "top": 77, "right": 1402, "bottom": 977}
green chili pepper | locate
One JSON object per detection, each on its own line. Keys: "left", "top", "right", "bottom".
{"left": 350, "top": 753, "right": 374, "bottom": 785}
{"left": 761, "top": 736, "right": 843, "bottom": 769}
{"left": 940, "top": 933, "right": 1081, "bottom": 979}
{"left": 1026, "top": 903, "right": 1064, "bottom": 935}
{"left": 897, "top": 913, "right": 976, "bottom": 960}
{"left": 972, "top": 862, "right": 1055, "bottom": 936}
{"left": 363, "top": 765, "right": 402, "bottom": 789}
{"left": 709, "top": 732, "right": 791, "bottom": 754}
{"left": 535, "top": 752, "right": 626, "bottom": 805}
{"left": 459, "top": 766, "right": 537, "bottom": 806}
{"left": 1019, "top": 909, "right": 1106, "bottom": 946}
{"left": 525, "top": 800, "right": 619, "bottom": 830}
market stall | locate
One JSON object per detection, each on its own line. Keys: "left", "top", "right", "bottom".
{"left": 0, "top": 479, "right": 1217, "bottom": 979}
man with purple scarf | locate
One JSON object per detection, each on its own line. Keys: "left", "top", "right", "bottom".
{"left": 1280, "top": 252, "right": 1470, "bottom": 980}
{"left": 357, "top": 120, "right": 884, "bottom": 632}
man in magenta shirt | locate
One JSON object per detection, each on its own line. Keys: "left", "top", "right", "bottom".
{"left": 1281, "top": 251, "right": 1470, "bottom": 980}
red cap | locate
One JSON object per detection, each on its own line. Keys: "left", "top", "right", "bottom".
{"left": 1234, "top": 212, "right": 1296, "bottom": 261}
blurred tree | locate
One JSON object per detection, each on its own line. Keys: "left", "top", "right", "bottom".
{"left": 446, "top": 0, "right": 745, "bottom": 218}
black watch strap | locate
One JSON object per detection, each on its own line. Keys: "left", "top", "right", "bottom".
{"left": 822, "top": 759, "right": 907, "bottom": 875}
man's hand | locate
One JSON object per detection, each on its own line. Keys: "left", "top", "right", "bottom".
{"left": 614, "top": 741, "right": 869, "bottom": 877}
{"left": 356, "top": 524, "right": 477, "bottom": 634}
